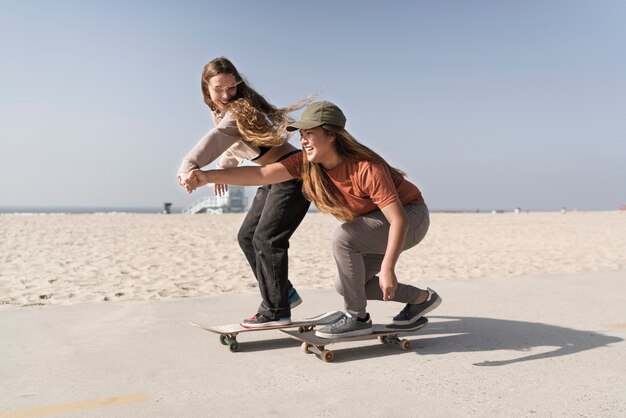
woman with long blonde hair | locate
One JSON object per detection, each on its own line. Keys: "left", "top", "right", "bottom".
{"left": 178, "top": 57, "right": 310, "bottom": 327}
{"left": 185, "top": 101, "right": 442, "bottom": 338}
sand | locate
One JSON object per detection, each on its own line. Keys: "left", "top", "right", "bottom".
{"left": 1, "top": 210, "right": 625, "bottom": 309}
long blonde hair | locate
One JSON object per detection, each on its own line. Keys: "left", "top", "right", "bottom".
{"left": 301, "top": 125, "right": 406, "bottom": 222}
{"left": 201, "top": 57, "right": 309, "bottom": 147}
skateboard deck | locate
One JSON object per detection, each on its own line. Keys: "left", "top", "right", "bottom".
{"left": 281, "top": 316, "right": 429, "bottom": 362}
{"left": 190, "top": 310, "right": 344, "bottom": 352}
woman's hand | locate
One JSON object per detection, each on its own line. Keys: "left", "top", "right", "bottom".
{"left": 214, "top": 184, "right": 228, "bottom": 196}
{"left": 379, "top": 268, "right": 398, "bottom": 301}
{"left": 177, "top": 173, "right": 187, "bottom": 189}
{"left": 184, "top": 169, "right": 210, "bottom": 193}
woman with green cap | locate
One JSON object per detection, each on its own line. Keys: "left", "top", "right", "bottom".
{"left": 183, "top": 100, "right": 442, "bottom": 338}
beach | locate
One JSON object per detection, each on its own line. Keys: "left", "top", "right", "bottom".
{"left": 2, "top": 210, "right": 626, "bottom": 417}
{"left": 2, "top": 210, "right": 625, "bottom": 308}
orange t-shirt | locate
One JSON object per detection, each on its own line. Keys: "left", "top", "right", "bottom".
{"left": 280, "top": 152, "right": 424, "bottom": 218}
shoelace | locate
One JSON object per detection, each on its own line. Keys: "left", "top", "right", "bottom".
{"left": 330, "top": 314, "right": 350, "bottom": 330}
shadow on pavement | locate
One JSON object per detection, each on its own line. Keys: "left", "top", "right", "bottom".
{"left": 415, "top": 315, "right": 624, "bottom": 366}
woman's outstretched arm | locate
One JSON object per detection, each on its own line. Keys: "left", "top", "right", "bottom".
{"left": 378, "top": 199, "right": 409, "bottom": 301}
{"left": 184, "top": 162, "right": 295, "bottom": 193}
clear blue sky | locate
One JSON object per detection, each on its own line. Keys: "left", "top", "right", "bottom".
{"left": 1, "top": 0, "right": 625, "bottom": 211}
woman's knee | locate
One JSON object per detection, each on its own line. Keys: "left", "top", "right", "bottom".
{"left": 251, "top": 234, "right": 267, "bottom": 252}
{"left": 237, "top": 228, "right": 253, "bottom": 250}
{"left": 251, "top": 231, "right": 287, "bottom": 253}
{"left": 410, "top": 206, "right": 430, "bottom": 246}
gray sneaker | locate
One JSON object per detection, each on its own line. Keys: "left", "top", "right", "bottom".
{"left": 315, "top": 312, "right": 373, "bottom": 339}
{"left": 392, "top": 288, "right": 442, "bottom": 326}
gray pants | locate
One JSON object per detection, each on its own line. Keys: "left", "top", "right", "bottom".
{"left": 331, "top": 204, "right": 430, "bottom": 317}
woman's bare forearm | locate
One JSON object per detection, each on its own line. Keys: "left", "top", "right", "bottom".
{"left": 187, "top": 162, "right": 294, "bottom": 190}
{"left": 380, "top": 200, "right": 409, "bottom": 271}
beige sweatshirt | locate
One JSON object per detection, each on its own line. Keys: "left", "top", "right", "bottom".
{"left": 177, "top": 111, "right": 263, "bottom": 174}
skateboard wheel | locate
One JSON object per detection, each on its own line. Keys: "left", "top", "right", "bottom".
{"left": 301, "top": 342, "right": 312, "bottom": 354}
{"left": 400, "top": 339, "right": 411, "bottom": 351}
{"left": 379, "top": 336, "right": 390, "bottom": 344}
{"left": 298, "top": 326, "right": 305, "bottom": 333}
{"left": 229, "top": 341, "right": 239, "bottom": 353}
{"left": 321, "top": 350, "right": 334, "bottom": 363}
{"left": 219, "top": 335, "right": 228, "bottom": 346}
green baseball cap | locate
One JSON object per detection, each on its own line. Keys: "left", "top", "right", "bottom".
{"left": 286, "top": 100, "right": 346, "bottom": 131}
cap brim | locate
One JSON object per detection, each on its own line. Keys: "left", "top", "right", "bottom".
{"left": 286, "top": 120, "right": 323, "bottom": 132}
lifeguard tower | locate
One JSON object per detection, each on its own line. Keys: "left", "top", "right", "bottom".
{"left": 182, "top": 186, "right": 248, "bottom": 214}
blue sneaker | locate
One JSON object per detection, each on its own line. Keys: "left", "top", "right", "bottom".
{"left": 288, "top": 287, "right": 302, "bottom": 309}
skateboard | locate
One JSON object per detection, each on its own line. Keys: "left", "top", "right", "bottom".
{"left": 281, "top": 316, "right": 428, "bottom": 362}
{"left": 190, "top": 310, "right": 343, "bottom": 352}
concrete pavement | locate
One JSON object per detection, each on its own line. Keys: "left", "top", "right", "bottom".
{"left": 1, "top": 270, "right": 625, "bottom": 417}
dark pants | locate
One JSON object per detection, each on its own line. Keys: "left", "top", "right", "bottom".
{"left": 237, "top": 179, "right": 310, "bottom": 319}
